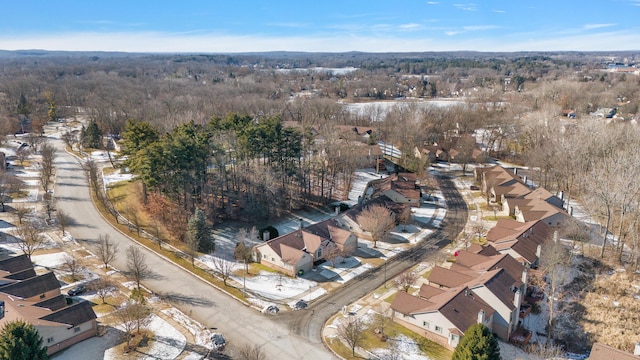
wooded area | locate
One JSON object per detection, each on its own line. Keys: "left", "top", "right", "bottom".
{"left": 1, "top": 51, "right": 640, "bottom": 261}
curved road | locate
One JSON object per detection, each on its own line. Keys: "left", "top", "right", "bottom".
{"left": 52, "top": 137, "right": 334, "bottom": 359}
{"left": 53, "top": 130, "right": 468, "bottom": 358}
{"left": 279, "top": 173, "right": 469, "bottom": 343}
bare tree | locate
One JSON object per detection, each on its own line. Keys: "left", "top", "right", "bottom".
{"left": 61, "top": 131, "right": 77, "bottom": 150}
{"left": 323, "top": 244, "right": 341, "bottom": 268}
{"left": 357, "top": 205, "right": 395, "bottom": 248}
{"left": 90, "top": 278, "right": 116, "bottom": 304}
{"left": 186, "top": 232, "right": 199, "bottom": 267}
{"left": 55, "top": 208, "right": 72, "bottom": 236}
{"left": 395, "top": 271, "right": 418, "bottom": 293}
{"left": 12, "top": 204, "right": 31, "bottom": 225}
{"left": 337, "top": 317, "right": 366, "bottom": 357}
{"left": 0, "top": 171, "right": 22, "bottom": 212}
{"left": 540, "top": 234, "right": 570, "bottom": 343}
{"left": 237, "top": 344, "right": 267, "bottom": 360}
{"left": 211, "top": 255, "right": 235, "bottom": 286}
{"left": 38, "top": 141, "right": 56, "bottom": 198}
{"left": 126, "top": 246, "right": 149, "bottom": 290}
{"left": 115, "top": 300, "right": 151, "bottom": 350}
{"left": 373, "top": 307, "right": 393, "bottom": 337}
{"left": 397, "top": 206, "right": 412, "bottom": 232}
{"left": 43, "top": 197, "right": 56, "bottom": 222}
{"left": 96, "top": 234, "right": 118, "bottom": 269}
{"left": 14, "top": 219, "right": 46, "bottom": 260}
{"left": 62, "top": 255, "right": 82, "bottom": 282}
{"left": 15, "top": 147, "right": 30, "bottom": 166}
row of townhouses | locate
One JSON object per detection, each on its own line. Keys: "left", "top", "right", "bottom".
{"left": 390, "top": 165, "right": 568, "bottom": 350}
{"left": 0, "top": 254, "right": 98, "bottom": 355}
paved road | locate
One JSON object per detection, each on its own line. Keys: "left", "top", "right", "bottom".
{"left": 279, "top": 172, "right": 469, "bottom": 343}
{"left": 52, "top": 138, "right": 336, "bottom": 360}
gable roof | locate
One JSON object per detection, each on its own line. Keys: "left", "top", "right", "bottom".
{"left": 0, "top": 254, "right": 32, "bottom": 274}
{"left": 40, "top": 300, "right": 97, "bottom": 327}
{"left": 34, "top": 294, "right": 68, "bottom": 311}
{"left": 0, "top": 272, "right": 60, "bottom": 299}
{"left": 428, "top": 266, "right": 475, "bottom": 288}
{"left": 304, "top": 219, "right": 353, "bottom": 246}
{"left": 392, "top": 285, "right": 496, "bottom": 336}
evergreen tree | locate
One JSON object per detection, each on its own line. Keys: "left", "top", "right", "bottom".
{"left": 188, "top": 208, "right": 214, "bottom": 253}
{"left": 82, "top": 120, "right": 102, "bottom": 149}
{"left": 452, "top": 324, "right": 501, "bottom": 360}
{"left": 0, "top": 320, "right": 48, "bottom": 360}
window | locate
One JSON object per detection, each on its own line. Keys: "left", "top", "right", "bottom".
{"left": 317, "top": 248, "right": 322, "bottom": 258}
{"left": 74, "top": 327, "right": 81, "bottom": 333}
{"left": 423, "top": 321, "right": 429, "bottom": 328}
{"left": 452, "top": 334, "right": 459, "bottom": 341}
{"left": 435, "top": 326, "right": 442, "bottom": 333}
{"left": 47, "top": 337, "right": 54, "bottom": 344}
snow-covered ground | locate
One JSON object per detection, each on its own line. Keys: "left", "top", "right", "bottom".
{"left": 102, "top": 168, "right": 134, "bottom": 187}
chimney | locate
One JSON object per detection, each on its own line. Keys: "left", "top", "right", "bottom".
{"left": 477, "top": 310, "right": 485, "bottom": 324}
{"left": 536, "top": 244, "right": 542, "bottom": 258}
{"left": 523, "top": 175, "right": 527, "bottom": 185}
{"left": 335, "top": 206, "right": 340, "bottom": 215}
{"left": 299, "top": 218, "right": 304, "bottom": 230}
{"left": 521, "top": 268, "right": 528, "bottom": 284}
{"left": 559, "top": 191, "right": 564, "bottom": 200}
{"left": 514, "top": 289, "right": 522, "bottom": 307}
{"left": 513, "top": 168, "right": 517, "bottom": 175}
{"left": 263, "top": 231, "right": 270, "bottom": 241}
{"left": 634, "top": 343, "right": 640, "bottom": 356}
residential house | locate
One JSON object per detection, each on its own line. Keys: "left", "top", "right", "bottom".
{"left": 371, "top": 173, "right": 422, "bottom": 207}
{"left": 392, "top": 251, "right": 528, "bottom": 346}
{"left": 0, "top": 254, "right": 98, "bottom": 355}
{"left": 391, "top": 285, "right": 495, "bottom": 350}
{"left": 254, "top": 219, "right": 357, "bottom": 276}
{"left": 485, "top": 219, "right": 552, "bottom": 268}
{"left": 476, "top": 165, "right": 568, "bottom": 227}
{"left": 334, "top": 195, "right": 403, "bottom": 237}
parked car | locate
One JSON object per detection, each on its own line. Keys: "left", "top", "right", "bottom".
{"left": 68, "top": 284, "right": 86, "bottom": 296}
{"left": 293, "top": 299, "right": 308, "bottom": 310}
{"left": 262, "top": 304, "right": 280, "bottom": 315}
{"left": 469, "top": 185, "right": 480, "bottom": 191}
{"left": 211, "top": 333, "right": 226, "bottom": 351}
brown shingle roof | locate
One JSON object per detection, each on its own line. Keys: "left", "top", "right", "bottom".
{"left": 0, "top": 272, "right": 60, "bottom": 299}
{"left": 428, "top": 266, "right": 474, "bottom": 288}
{"left": 40, "top": 300, "right": 97, "bottom": 327}
{"left": 391, "top": 290, "right": 435, "bottom": 315}
{"left": 34, "top": 294, "right": 68, "bottom": 311}
{"left": 0, "top": 254, "right": 32, "bottom": 274}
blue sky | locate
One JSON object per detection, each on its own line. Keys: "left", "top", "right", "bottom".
{"left": 1, "top": 1, "right": 640, "bottom": 53}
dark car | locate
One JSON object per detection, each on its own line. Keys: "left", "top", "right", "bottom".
{"left": 211, "top": 333, "right": 226, "bottom": 351}
{"left": 469, "top": 185, "right": 480, "bottom": 191}
{"left": 293, "top": 299, "right": 308, "bottom": 310}
{"left": 68, "top": 284, "right": 86, "bottom": 296}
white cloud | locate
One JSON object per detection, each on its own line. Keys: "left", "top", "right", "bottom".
{"left": 399, "top": 23, "right": 422, "bottom": 30}
{"left": 427, "top": 1, "right": 439, "bottom": 4}
{"left": 583, "top": 23, "right": 616, "bottom": 30}
{"left": 453, "top": 3, "right": 478, "bottom": 11}
{"left": 266, "top": 22, "right": 310, "bottom": 29}
{"left": 445, "top": 31, "right": 463, "bottom": 36}
{"left": 492, "top": 9, "right": 506, "bottom": 13}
